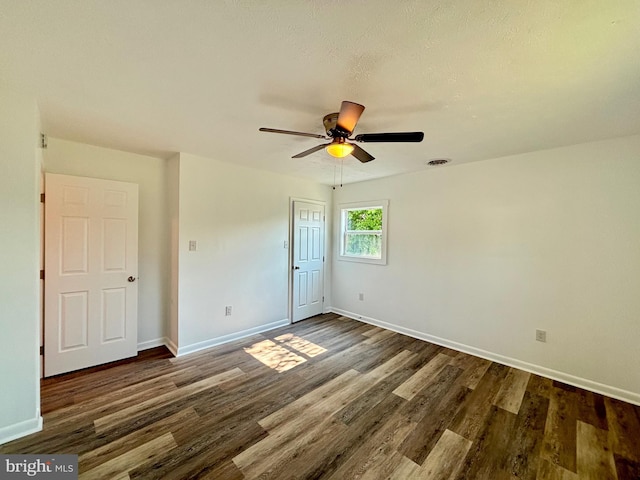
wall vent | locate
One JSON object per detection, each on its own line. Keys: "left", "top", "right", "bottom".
{"left": 427, "top": 159, "right": 450, "bottom": 166}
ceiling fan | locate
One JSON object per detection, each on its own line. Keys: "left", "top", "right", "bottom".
{"left": 259, "top": 101, "right": 424, "bottom": 163}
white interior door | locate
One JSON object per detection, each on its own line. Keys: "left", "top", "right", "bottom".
{"left": 292, "top": 201, "right": 325, "bottom": 322}
{"left": 44, "top": 173, "right": 138, "bottom": 377}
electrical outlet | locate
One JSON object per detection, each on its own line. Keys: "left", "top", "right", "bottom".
{"left": 358, "top": 293, "right": 364, "bottom": 301}
{"left": 189, "top": 240, "right": 197, "bottom": 251}
{"left": 225, "top": 305, "right": 232, "bottom": 316}
{"left": 536, "top": 329, "right": 547, "bottom": 343}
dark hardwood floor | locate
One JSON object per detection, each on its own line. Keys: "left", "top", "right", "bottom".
{"left": 2, "top": 313, "right": 639, "bottom": 479}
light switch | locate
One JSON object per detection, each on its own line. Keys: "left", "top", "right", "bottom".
{"left": 189, "top": 240, "right": 197, "bottom": 251}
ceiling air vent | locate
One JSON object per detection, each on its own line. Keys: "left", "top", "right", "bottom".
{"left": 427, "top": 158, "right": 450, "bottom": 166}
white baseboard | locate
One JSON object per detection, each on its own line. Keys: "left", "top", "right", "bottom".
{"left": 137, "top": 337, "right": 170, "bottom": 351}
{"left": 137, "top": 337, "right": 178, "bottom": 356}
{"left": 176, "top": 319, "right": 290, "bottom": 357}
{"left": 331, "top": 308, "right": 640, "bottom": 406}
{"left": 165, "top": 338, "right": 178, "bottom": 357}
{"left": 0, "top": 413, "right": 42, "bottom": 446}
{"left": 138, "top": 337, "right": 178, "bottom": 357}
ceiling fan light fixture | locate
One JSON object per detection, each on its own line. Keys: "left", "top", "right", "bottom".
{"left": 260, "top": 100, "right": 423, "bottom": 163}
{"left": 326, "top": 141, "right": 354, "bottom": 158}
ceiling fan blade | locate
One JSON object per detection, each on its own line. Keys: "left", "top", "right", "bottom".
{"left": 351, "top": 144, "right": 375, "bottom": 163}
{"left": 354, "top": 132, "right": 424, "bottom": 143}
{"left": 259, "top": 127, "right": 327, "bottom": 139}
{"left": 336, "top": 101, "right": 365, "bottom": 135}
{"left": 292, "top": 143, "right": 331, "bottom": 158}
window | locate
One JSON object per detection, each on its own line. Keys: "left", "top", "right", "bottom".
{"left": 338, "top": 200, "right": 388, "bottom": 265}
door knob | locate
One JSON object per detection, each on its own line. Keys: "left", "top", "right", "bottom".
{"left": 127, "top": 276, "right": 136, "bottom": 282}
{"left": 293, "top": 266, "right": 300, "bottom": 270}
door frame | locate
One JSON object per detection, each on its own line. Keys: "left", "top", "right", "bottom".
{"left": 288, "top": 197, "right": 327, "bottom": 324}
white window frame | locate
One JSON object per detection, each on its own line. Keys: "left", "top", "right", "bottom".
{"left": 338, "top": 199, "right": 389, "bottom": 265}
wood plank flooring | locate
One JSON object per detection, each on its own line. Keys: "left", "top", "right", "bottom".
{"left": 2, "top": 313, "right": 639, "bottom": 479}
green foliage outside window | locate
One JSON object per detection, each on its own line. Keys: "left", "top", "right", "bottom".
{"left": 346, "top": 208, "right": 383, "bottom": 231}
{"left": 344, "top": 208, "right": 383, "bottom": 258}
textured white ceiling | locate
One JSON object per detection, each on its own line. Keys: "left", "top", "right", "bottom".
{"left": 1, "top": 1, "right": 638, "bottom": 184}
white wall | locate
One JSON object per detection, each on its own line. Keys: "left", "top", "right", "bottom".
{"left": 44, "top": 138, "right": 169, "bottom": 347}
{"left": 0, "top": 87, "right": 41, "bottom": 443}
{"left": 332, "top": 135, "right": 640, "bottom": 403}
{"left": 172, "top": 153, "right": 333, "bottom": 353}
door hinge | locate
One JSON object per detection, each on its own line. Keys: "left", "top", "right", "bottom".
{"left": 39, "top": 346, "right": 44, "bottom": 356}
{"left": 40, "top": 133, "right": 48, "bottom": 149}
{"left": 322, "top": 296, "right": 324, "bottom": 302}
{"left": 40, "top": 269, "right": 45, "bottom": 280}
{"left": 40, "top": 193, "right": 45, "bottom": 203}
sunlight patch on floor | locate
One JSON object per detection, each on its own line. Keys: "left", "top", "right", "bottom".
{"left": 274, "top": 333, "right": 327, "bottom": 357}
{"left": 244, "top": 334, "right": 327, "bottom": 373}
{"left": 244, "top": 340, "right": 307, "bottom": 373}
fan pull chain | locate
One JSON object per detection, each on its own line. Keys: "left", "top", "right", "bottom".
{"left": 331, "top": 159, "right": 345, "bottom": 189}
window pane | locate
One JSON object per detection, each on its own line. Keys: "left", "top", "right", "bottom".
{"left": 339, "top": 200, "right": 388, "bottom": 265}
{"left": 346, "top": 208, "right": 382, "bottom": 231}
{"left": 344, "top": 233, "right": 382, "bottom": 258}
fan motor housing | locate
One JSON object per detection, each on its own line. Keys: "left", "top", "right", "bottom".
{"left": 323, "top": 113, "right": 339, "bottom": 136}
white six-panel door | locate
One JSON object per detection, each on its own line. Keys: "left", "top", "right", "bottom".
{"left": 44, "top": 173, "right": 138, "bottom": 376}
{"left": 292, "top": 201, "right": 325, "bottom": 322}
